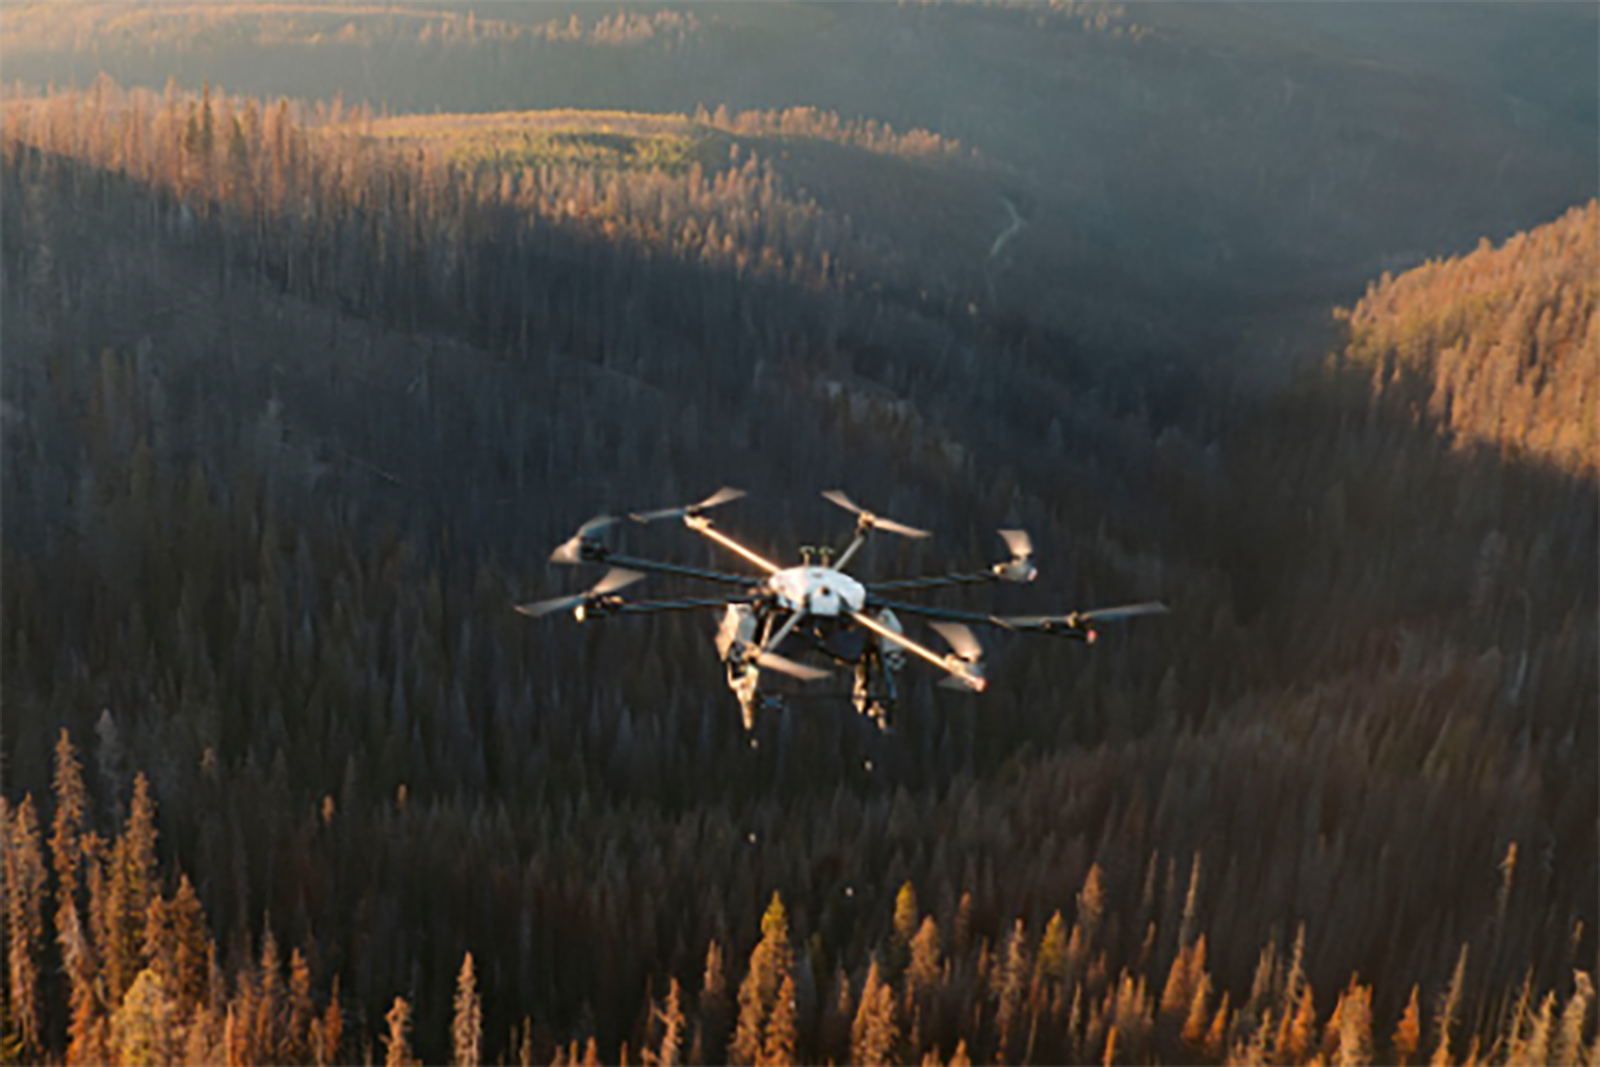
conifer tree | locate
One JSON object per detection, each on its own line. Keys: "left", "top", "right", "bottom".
{"left": 732, "top": 894, "right": 792, "bottom": 1065}
{"left": 850, "top": 957, "right": 899, "bottom": 1067}
{"left": 759, "top": 973, "right": 798, "bottom": 1067}
{"left": 453, "top": 951, "right": 483, "bottom": 1067}
{"left": 1181, "top": 972, "right": 1211, "bottom": 1049}
{"left": 1036, "top": 911, "right": 1068, "bottom": 991}
{"left": 383, "top": 995, "right": 418, "bottom": 1067}
{"left": 3, "top": 796, "right": 47, "bottom": 1059}
{"left": 1202, "top": 991, "right": 1230, "bottom": 1061}
{"left": 1431, "top": 945, "right": 1468, "bottom": 1067}
{"left": 51, "top": 730, "right": 88, "bottom": 944}
{"left": 906, "top": 915, "right": 942, "bottom": 1009}
{"left": 1552, "top": 973, "right": 1593, "bottom": 1067}
{"left": 1178, "top": 855, "right": 1202, "bottom": 950}
{"left": 1393, "top": 985, "right": 1421, "bottom": 1067}
{"left": 168, "top": 876, "right": 210, "bottom": 1017}
{"left": 1079, "top": 865, "right": 1107, "bottom": 950}
{"left": 700, "top": 940, "right": 730, "bottom": 1064}
{"left": 110, "top": 967, "right": 178, "bottom": 1067}
{"left": 993, "top": 919, "right": 1030, "bottom": 1058}
{"left": 889, "top": 881, "right": 918, "bottom": 979}
{"left": 1282, "top": 982, "right": 1317, "bottom": 1065}
{"left": 105, "top": 773, "right": 159, "bottom": 1006}
{"left": 288, "top": 948, "right": 316, "bottom": 1063}
{"left": 1335, "top": 982, "right": 1373, "bottom": 1067}
{"left": 255, "top": 924, "right": 286, "bottom": 1063}
{"left": 1159, "top": 940, "right": 1192, "bottom": 1023}
{"left": 653, "top": 977, "right": 684, "bottom": 1067}
{"left": 59, "top": 895, "right": 97, "bottom": 1065}
{"left": 310, "top": 977, "right": 343, "bottom": 1067}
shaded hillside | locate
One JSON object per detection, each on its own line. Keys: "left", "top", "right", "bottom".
{"left": 1340, "top": 200, "right": 1599, "bottom": 474}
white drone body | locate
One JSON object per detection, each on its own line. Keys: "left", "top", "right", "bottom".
{"left": 767, "top": 566, "right": 866, "bottom": 617}
{"left": 518, "top": 488, "right": 1167, "bottom": 734}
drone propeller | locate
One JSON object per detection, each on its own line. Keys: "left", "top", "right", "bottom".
{"left": 929, "top": 621, "right": 983, "bottom": 662}
{"left": 999, "top": 601, "right": 1170, "bottom": 641}
{"left": 822, "top": 490, "right": 931, "bottom": 539}
{"left": 1075, "top": 601, "right": 1171, "bottom": 623}
{"left": 631, "top": 486, "right": 747, "bottom": 524}
{"left": 754, "top": 650, "right": 832, "bottom": 682}
{"left": 930, "top": 621, "right": 985, "bottom": 691}
{"left": 514, "top": 568, "right": 644, "bottom": 618}
{"left": 550, "top": 515, "right": 621, "bottom": 565}
{"left": 998, "top": 528, "right": 1032, "bottom": 560}
{"left": 993, "top": 528, "right": 1037, "bottom": 583}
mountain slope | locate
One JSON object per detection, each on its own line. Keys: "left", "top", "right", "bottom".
{"left": 1342, "top": 200, "right": 1599, "bottom": 473}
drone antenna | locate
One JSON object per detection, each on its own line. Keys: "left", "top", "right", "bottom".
{"left": 799, "top": 545, "right": 815, "bottom": 566}
{"left": 817, "top": 545, "right": 835, "bottom": 567}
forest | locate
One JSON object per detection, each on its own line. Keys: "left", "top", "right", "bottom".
{"left": 1, "top": 4, "right": 1596, "bottom": 1065}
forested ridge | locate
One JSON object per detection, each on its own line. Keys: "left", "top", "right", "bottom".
{"left": 7, "top": 1, "right": 1593, "bottom": 361}
{"left": 1339, "top": 202, "right": 1598, "bottom": 474}
{"left": 2, "top": 64, "right": 1595, "bottom": 1067}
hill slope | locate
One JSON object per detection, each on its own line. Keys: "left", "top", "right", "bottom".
{"left": 1342, "top": 200, "right": 1599, "bottom": 473}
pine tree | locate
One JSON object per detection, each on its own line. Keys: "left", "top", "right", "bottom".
{"left": 168, "top": 875, "right": 210, "bottom": 1017}
{"left": 63, "top": 893, "right": 107, "bottom": 1066}
{"left": 1335, "top": 981, "right": 1373, "bottom": 1067}
{"left": 1393, "top": 985, "right": 1421, "bottom": 1066}
{"left": 700, "top": 940, "right": 730, "bottom": 1064}
{"left": 1079, "top": 864, "right": 1107, "bottom": 950}
{"left": 653, "top": 977, "right": 685, "bottom": 1067}
{"left": 1159, "top": 940, "right": 1192, "bottom": 1022}
{"left": 1431, "top": 945, "right": 1468, "bottom": 1067}
{"left": 759, "top": 973, "right": 798, "bottom": 1067}
{"left": 889, "top": 881, "right": 918, "bottom": 979}
{"left": 1202, "top": 990, "right": 1230, "bottom": 1061}
{"left": 453, "top": 952, "right": 483, "bottom": 1067}
{"left": 732, "top": 894, "right": 792, "bottom": 1065}
{"left": 105, "top": 773, "right": 160, "bottom": 1006}
{"left": 110, "top": 967, "right": 178, "bottom": 1067}
{"left": 310, "top": 977, "right": 343, "bottom": 1067}
{"left": 3, "top": 796, "right": 47, "bottom": 1059}
{"left": 993, "top": 919, "right": 1029, "bottom": 1058}
{"left": 288, "top": 948, "right": 316, "bottom": 1063}
{"left": 906, "top": 915, "right": 942, "bottom": 1008}
{"left": 383, "top": 995, "right": 417, "bottom": 1067}
{"left": 1282, "top": 982, "right": 1317, "bottom": 1064}
{"left": 1181, "top": 971, "right": 1211, "bottom": 1049}
{"left": 1036, "top": 910, "right": 1068, "bottom": 991}
{"left": 1178, "top": 855, "right": 1202, "bottom": 950}
{"left": 850, "top": 958, "right": 898, "bottom": 1067}
{"left": 1552, "top": 972, "right": 1593, "bottom": 1067}
{"left": 51, "top": 730, "right": 89, "bottom": 944}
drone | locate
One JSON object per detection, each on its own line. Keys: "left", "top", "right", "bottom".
{"left": 516, "top": 488, "right": 1168, "bottom": 733}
